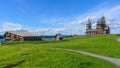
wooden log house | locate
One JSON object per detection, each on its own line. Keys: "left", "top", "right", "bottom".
{"left": 4, "top": 31, "right": 41, "bottom": 41}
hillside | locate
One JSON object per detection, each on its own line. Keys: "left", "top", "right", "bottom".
{"left": 0, "top": 35, "right": 120, "bottom": 68}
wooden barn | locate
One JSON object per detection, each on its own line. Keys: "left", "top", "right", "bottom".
{"left": 4, "top": 31, "right": 41, "bottom": 41}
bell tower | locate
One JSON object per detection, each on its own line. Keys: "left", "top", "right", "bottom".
{"left": 86, "top": 18, "right": 91, "bottom": 30}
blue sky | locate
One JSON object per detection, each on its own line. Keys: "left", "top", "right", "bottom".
{"left": 0, "top": 0, "right": 120, "bottom": 35}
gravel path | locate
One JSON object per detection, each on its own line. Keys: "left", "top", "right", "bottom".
{"left": 117, "top": 38, "right": 120, "bottom": 42}
{"left": 47, "top": 47, "right": 120, "bottom": 65}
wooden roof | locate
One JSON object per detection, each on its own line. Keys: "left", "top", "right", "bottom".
{"left": 6, "top": 31, "right": 40, "bottom": 37}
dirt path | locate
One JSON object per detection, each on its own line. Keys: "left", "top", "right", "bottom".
{"left": 46, "top": 47, "right": 120, "bottom": 66}
{"left": 117, "top": 38, "right": 120, "bottom": 42}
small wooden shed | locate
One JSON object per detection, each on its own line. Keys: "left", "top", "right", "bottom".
{"left": 4, "top": 31, "right": 41, "bottom": 41}
{"left": 55, "top": 34, "right": 63, "bottom": 41}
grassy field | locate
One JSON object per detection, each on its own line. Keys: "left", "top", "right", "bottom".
{"left": 1, "top": 35, "right": 120, "bottom": 68}
{"left": 38, "top": 35, "right": 120, "bottom": 58}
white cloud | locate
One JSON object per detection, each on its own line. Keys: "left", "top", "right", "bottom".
{"left": 105, "top": 5, "right": 120, "bottom": 16}
{"left": 3, "top": 22, "right": 22, "bottom": 32}
{"left": 24, "top": 27, "right": 66, "bottom": 35}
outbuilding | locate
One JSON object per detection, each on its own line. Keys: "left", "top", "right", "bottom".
{"left": 55, "top": 34, "right": 63, "bottom": 41}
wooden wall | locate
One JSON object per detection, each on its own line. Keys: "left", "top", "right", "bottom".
{"left": 4, "top": 32, "right": 41, "bottom": 41}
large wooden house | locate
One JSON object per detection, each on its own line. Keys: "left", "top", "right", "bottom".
{"left": 4, "top": 31, "right": 41, "bottom": 41}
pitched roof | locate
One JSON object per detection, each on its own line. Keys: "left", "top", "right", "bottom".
{"left": 6, "top": 31, "right": 40, "bottom": 37}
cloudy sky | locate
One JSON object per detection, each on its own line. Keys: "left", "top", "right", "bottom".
{"left": 0, "top": 0, "right": 120, "bottom": 35}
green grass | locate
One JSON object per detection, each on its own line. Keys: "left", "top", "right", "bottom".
{"left": 1, "top": 35, "right": 120, "bottom": 68}
{"left": 37, "top": 35, "right": 120, "bottom": 58}
{"left": 0, "top": 45, "right": 118, "bottom": 68}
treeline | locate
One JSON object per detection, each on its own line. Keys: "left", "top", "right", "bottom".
{"left": 0, "top": 35, "right": 4, "bottom": 39}
{"left": 41, "top": 35, "right": 73, "bottom": 38}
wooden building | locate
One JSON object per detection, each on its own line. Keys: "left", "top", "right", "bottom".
{"left": 55, "top": 34, "right": 63, "bottom": 41}
{"left": 4, "top": 31, "right": 41, "bottom": 41}
{"left": 85, "top": 16, "right": 110, "bottom": 35}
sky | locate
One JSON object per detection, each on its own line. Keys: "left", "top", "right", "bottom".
{"left": 0, "top": 0, "right": 120, "bottom": 35}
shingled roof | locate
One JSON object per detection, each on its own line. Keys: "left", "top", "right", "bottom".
{"left": 6, "top": 31, "right": 40, "bottom": 37}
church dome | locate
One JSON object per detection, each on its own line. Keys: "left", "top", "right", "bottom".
{"left": 86, "top": 18, "right": 91, "bottom": 25}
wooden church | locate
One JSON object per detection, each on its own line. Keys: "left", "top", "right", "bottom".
{"left": 85, "top": 16, "right": 110, "bottom": 35}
